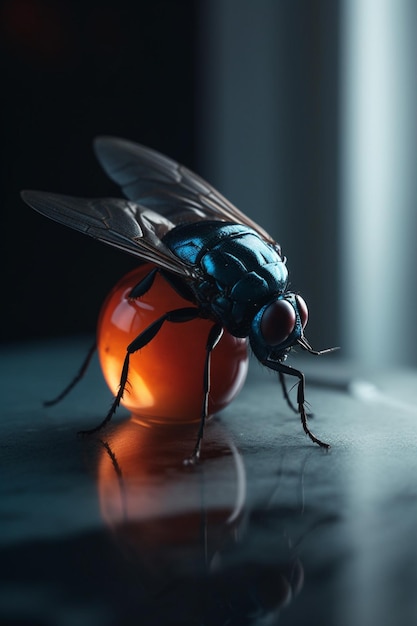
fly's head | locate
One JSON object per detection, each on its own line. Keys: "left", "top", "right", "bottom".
{"left": 249, "top": 293, "right": 310, "bottom": 363}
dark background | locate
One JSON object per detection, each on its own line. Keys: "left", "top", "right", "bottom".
{"left": 1, "top": 0, "right": 198, "bottom": 342}
{"left": 2, "top": 0, "right": 417, "bottom": 370}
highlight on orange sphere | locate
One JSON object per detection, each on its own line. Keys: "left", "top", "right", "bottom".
{"left": 97, "top": 264, "right": 249, "bottom": 424}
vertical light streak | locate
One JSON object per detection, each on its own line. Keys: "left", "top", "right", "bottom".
{"left": 341, "top": 0, "right": 417, "bottom": 365}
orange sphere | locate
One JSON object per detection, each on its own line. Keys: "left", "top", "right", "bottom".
{"left": 97, "top": 265, "right": 249, "bottom": 424}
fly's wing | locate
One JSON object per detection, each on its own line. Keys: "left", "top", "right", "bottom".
{"left": 20, "top": 191, "right": 195, "bottom": 278}
{"left": 93, "top": 136, "right": 280, "bottom": 252}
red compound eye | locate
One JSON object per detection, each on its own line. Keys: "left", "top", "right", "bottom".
{"left": 260, "top": 300, "right": 296, "bottom": 346}
{"left": 296, "top": 295, "right": 309, "bottom": 329}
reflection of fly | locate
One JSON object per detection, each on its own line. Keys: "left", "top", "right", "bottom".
{"left": 21, "top": 137, "right": 336, "bottom": 462}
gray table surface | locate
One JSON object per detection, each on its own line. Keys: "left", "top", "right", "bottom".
{"left": 2, "top": 337, "right": 417, "bottom": 626}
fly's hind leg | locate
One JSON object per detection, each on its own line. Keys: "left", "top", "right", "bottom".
{"left": 184, "top": 323, "right": 224, "bottom": 465}
{"left": 43, "top": 267, "right": 160, "bottom": 409}
{"left": 78, "top": 307, "right": 201, "bottom": 436}
{"left": 44, "top": 341, "right": 97, "bottom": 406}
{"left": 128, "top": 266, "right": 159, "bottom": 298}
{"left": 130, "top": 267, "right": 195, "bottom": 303}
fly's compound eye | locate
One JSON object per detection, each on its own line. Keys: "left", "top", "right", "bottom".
{"left": 260, "top": 300, "right": 296, "bottom": 346}
{"left": 296, "top": 295, "right": 309, "bottom": 329}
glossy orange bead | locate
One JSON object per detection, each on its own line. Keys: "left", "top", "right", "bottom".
{"left": 97, "top": 265, "right": 249, "bottom": 424}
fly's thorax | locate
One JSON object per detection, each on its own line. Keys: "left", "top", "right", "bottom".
{"left": 164, "top": 220, "right": 290, "bottom": 337}
{"left": 249, "top": 293, "right": 309, "bottom": 361}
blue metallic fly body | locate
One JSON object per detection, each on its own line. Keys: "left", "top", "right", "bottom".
{"left": 21, "top": 137, "right": 336, "bottom": 461}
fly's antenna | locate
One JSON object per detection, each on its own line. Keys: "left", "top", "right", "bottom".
{"left": 297, "top": 336, "right": 339, "bottom": 356}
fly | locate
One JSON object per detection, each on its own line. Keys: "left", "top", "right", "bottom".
{"left": 21, "top": 136, "right": 337, "bottom": 462}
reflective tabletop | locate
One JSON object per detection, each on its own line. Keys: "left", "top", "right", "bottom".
{"left": 2, "top": 338, "right": 417, "bottom": 625}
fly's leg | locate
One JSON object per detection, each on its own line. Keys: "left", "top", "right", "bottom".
{"left": 278, "top": 370, "right": 298, "bottom": 414}
{"left": 128, "top": 267, "right": 159, "bottom": 298}
{"left": 131, "top": 267, "right": 196, "bottom": 304}
{"left": 278, "top": 371, "right": 313, "bottom": 419}
{"left": 78, "top": 307, "right": 201, "bottom": 436}
{"left": 267, "top": 360, "right": 329, "bottom": 449}
{"left": 44, "top": 341, "right": 97, "bottom": 406}
{"left": 184, "top": 323, "right": 224, "bottom": 465}
{"left": 42, "top": 268, "right": 159, "bottom": 409}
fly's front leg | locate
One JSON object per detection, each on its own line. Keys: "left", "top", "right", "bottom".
{"left": 78, "top": 307, "right": 201, "bottom": 436}
{"left": 278, "top": 371, "right": 313, "bottom": 419}
{"left": 185, "top": 323, "right": 224, "bottom": 465}
{"left": 268, "top": 360, "right": 329, "bottom": 449}
{"left": 278, "top": 370, "right": 298, "bottom": 414}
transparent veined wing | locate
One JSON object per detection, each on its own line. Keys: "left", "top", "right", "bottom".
{"left": 94, "top": 136, "right": 280, "bottom": 252}
{"left": 20, "top": 190, "right": 196, "bottom": 278}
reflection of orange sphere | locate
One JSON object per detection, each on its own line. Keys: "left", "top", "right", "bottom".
{"left": 97, "top": 419, "right": 245, "bottom": 576}
{"left": 97, "top": 265, "right": 249, "bottom": 424}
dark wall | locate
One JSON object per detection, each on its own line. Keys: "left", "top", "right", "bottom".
{"left": 1, "top": 0, "right": 197, "bottom": 342}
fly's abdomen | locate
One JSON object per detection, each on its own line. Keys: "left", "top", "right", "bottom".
{"left": 163, "top": 221, "right": 288, "bottom": 335}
